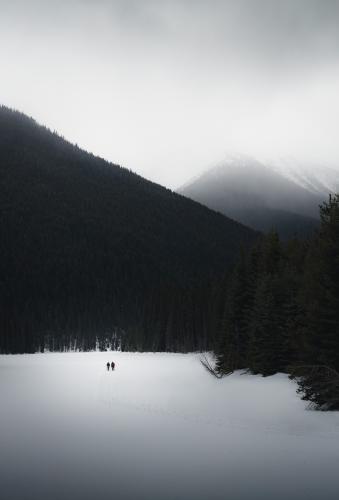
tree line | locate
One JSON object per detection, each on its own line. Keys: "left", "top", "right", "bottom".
{"left": 214, "top": 194, "right": 339, "bottom": 410}
{"left": 1, "top": 107, "right": 338, "bottom": 409}
{"left": 0, "top": 106, "right": 255, "bottom": 355}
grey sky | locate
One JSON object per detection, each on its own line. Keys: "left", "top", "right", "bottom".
{"left": 1, "top": 0, "right": 339, "bottom": 188}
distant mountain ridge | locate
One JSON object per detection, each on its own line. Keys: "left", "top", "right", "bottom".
{"left": 0, "top": 107, "right": 257, "bottom": 354}
{"left": 179, "top": 154, "right": 327, "bottom": 239}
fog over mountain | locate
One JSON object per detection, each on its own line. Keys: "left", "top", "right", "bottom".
{"left": 180, "top": 154, "right": 329, "bottom": 239}
{"left": 1, "top": 0, "right": 339, "bottom": 188}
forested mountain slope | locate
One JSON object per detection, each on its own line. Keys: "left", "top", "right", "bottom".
{"left": 0, "top": 107, "right": 257, "bottom": 353}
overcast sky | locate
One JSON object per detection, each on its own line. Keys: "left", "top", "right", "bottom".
{"left": 1, "top": 0, "right": 339, "bottom": 188}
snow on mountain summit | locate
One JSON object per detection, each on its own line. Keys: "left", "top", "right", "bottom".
{"left": 179, "top": 154, "right": 333, "bottom": 238}
{"left": 268, "top": 157, "right": 339, "bottom": 196}
{"left": 182, "top": 153, "right": 339, "bottom": 198}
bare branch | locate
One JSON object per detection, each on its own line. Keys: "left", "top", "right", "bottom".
{"left": 200, "top": 353, "right": 224, "bottom": 378}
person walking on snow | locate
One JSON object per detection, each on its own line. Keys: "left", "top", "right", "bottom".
{"left": 106, "top": 362, "right": 110, "bottom": 371}
{"left": 111, "top": 361, "right": 115, "bottom": 371}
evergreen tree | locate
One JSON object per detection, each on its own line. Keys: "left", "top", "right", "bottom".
{"left": 216, "top": 250, "right": 253, "bottom": 374}
{"left": 301, "top": 194, "right": 339, "bottom": 370}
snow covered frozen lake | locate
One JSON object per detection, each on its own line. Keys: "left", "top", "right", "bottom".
{"left": 0, "top": 352, "right": 338, "bottom": 500}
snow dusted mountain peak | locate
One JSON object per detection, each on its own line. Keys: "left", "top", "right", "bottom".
{"left": 179, "top": 153, "right": 334, "bottom": 237}
{"left": 187, "top": 153, "right": 339, "bottom": 197}
{"left": 267, "top": 157, "right": 339, "bottom": 196}
{"left": 212, "top": 152, "right": 267, "bottom": 171}
{"left": 179, "top": 152, "right": 261, "bottom": 190}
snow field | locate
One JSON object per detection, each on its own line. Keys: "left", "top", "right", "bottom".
{"left": 0, "top": 352, "right": 338, "bottom": 500}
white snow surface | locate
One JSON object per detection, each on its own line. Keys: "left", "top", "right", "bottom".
{"left": 0, "top": 352, "right": 338, "bottom": 500}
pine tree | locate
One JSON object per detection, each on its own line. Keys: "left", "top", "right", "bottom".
{"left": 216, "top": 250, "right": 253, "bottom": 374}
{"left": 301, "top": 194, "right": 339, "bottom": 370}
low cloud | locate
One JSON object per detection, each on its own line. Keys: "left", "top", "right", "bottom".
{"left": 1, "top": 0, "right": 338, "bottom": 187}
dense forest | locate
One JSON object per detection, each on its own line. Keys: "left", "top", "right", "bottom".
{"left": 1, "top": 106, "right": 338, "bottom": 409}
{"left": 214, "top": 194, "right": 339, "bottom": 410}
{"left": 0, "top": 106, "right": 256, "bottom": 354}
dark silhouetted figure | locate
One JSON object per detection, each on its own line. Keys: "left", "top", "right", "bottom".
{"left": 106, "top": 362, "right": 110, "bottom": 371}
{"left": 111, "top": 361, "right": 115, "bottom": 371}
